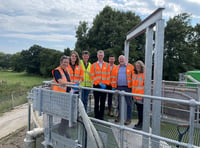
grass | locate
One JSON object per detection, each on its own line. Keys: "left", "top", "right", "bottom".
{"left": 0, "top": 71, "right": 50, "bottom": 114}
{"left": 160, "top": 121, "right": 200, "bottom": 147}
{"left": 0, "top": 71, "right": 47, "bottom": 88}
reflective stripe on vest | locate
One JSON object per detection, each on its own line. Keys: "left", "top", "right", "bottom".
{"left": 80, "top": 60, "right": 92, "bottom": 87}
{"left": 67, "top": 64, "right": 84, "bottom": 83}
{"left": 91, "top": 62, "right": 110, "bottom": 85}
{"left": 132, "top": 73, "right": 145, "bottom": 99}
{"left": 52, "top": 66, "right": 67, "bottom": 92}
{"left": 112, "top": 63, "right": 133, "bottom": 88}
{"left": 110, "top": 64, "right": 117, "bottom": 87}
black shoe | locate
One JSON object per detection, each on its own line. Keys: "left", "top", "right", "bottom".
{"left": 115, "top": 117, "right": 120, "bottom": 122}
{"left": 133, "top": 123, "right": 142, "bottom": 130}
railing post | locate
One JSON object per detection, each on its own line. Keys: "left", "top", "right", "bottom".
{"left": 196, "top": 84, "right": 200, "bottom": 127}
{"left": 120, "top": 91, "right": 125, "bottom": 148}
{"left": 188, "top": 99, "right": 196, "bottom": 146}
{"left": 28, "top": 98, "right": 31, "bottom": 131}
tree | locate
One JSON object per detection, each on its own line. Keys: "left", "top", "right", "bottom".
{"left": 64, "top": 48, "right": 71, "bottom": 56}
{"left": 21, "top": 45, "right": 43, "bottom": 75}
{"left": 75, "top": 21, "right": 90, "bottom": 56}
{"left": 192, "top": 24, "right": 200, "bottom": 70}
{"left": 39, "top": 49, "right": 63, "bottom": 77}
{"left": 0, "top": 52, "right": 11, "bottom": 69}
{"left": 10, "top": 52, "right": 25, "bottom": 72}
{"left": 163, "top": 13, "right": 194, "bottom": 80}
{"left": 75, "top": 6, "right": 143, "bottom": 63}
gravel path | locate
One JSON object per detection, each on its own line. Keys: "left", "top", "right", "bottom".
{"left": 0, "top": 104, "right": 28, "bottom": 139}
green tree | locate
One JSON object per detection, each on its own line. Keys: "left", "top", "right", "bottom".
{"left": 10, "top": 52, "right": 25, "bottom": 72}
{"left": 0, "top": 52, "right": 11, "bottom": 69}
{"left": 192, "top": 24, "right": 200, "bottom": 70}
{"left": 75, "top": 6, "right": 143, "bottom": 63}
{"left": 164, "top": 13, "right": 194, "bottom": 80}
{"left": 39, "top": 49, "right": 63, "bottom": 77}
{"left": 21, "top": 45, "right": 43, "bottom": 75}
{"left": 64, "top": 48, "right": 71, "bottom": 56}
{"left": 75, "top": 21, "right": 90, "bottom": 56}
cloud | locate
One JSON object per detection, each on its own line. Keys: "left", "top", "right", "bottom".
{"left": 0, "top": 0, "right": 199, "bottom": 54}
{"left": 185, "top": 0, "right": 200, "bottom": 5}
{"left": 0, "top": 33, "right": 75, "bottom": 42}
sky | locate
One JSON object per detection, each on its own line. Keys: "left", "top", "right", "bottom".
{"left": 0, "top": 0, "right": 199, "bottom": 54}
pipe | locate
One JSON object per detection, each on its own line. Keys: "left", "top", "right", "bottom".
{"left": 78, "top": 99, "right": 103, "bottom": 148}
{"left": 24, "top": 128, "right": 44, "bottom": 148}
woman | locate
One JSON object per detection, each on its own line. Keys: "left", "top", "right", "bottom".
{"left": 132, "top": 60, "right": 145, "bottom": 130}
{"left": 67, "top": 51, "right": 84, "bottom": 92}
{"left": 52, "top": 55, "right": 74, "bottom": 92}
{"left": 52, "top": 55, "right": 75, "bottom": 137}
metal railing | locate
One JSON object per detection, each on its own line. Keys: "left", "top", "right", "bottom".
{"left": 34, "top": 81, "right": 200, "bottom": 148}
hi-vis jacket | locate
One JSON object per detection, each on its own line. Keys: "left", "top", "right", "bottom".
{"left": 52, "top": 66, "right": 67, "bottom": 92}
{"left": 91, "top": 62, "right": 110, "bottom": 85}
{"left": 110, "top": 64, "right": 117, "bottom": 87}
{"left": 111, "top": 63, "right": 134, "bottom": 88}
{"left": 67, "top": 64, "right": 84, "bottom": 83}
{"left": 132, "top": 72, "right": 145, "bottom": 99}
{"left": 80, "top": 60, "right": 92, "bottom": 87}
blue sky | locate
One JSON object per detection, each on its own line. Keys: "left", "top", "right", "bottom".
{"left": 0, "top": 0, "right": 199, "bottom": 54}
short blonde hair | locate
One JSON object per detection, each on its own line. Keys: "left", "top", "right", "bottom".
{"left": 97, "top": 50, "right": 104, "bottom": 55}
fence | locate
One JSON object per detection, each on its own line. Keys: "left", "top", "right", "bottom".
{"left": 29, "top": 81, "right": 200, "bottom": 148}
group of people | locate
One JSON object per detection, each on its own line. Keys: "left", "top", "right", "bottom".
{"left": 52, "top": 50, "right": 145, "bottom": 130}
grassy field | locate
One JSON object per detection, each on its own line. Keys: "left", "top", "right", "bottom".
{"left": 0, "top": 71, "right": 50, "bottom": 114}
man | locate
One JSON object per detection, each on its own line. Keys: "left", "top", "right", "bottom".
{"left": 107, "top": 55, "right": 117, "bottom": 116}
{"left": 80, "top": 51, "right": 92, "bottom": 111}
{"left": 91, "top": 50, "right": 110, "bottom": 120}
{"left": 112, "top": 55, "right": 134, "bottom": 125}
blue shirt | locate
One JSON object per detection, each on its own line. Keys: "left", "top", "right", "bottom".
{"left": 117, "top": 64, "right": 127, "bottom": 86}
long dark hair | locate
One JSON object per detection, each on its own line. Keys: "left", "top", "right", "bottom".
{"left": 70, "top": 51, "right": 80, "bottom": 66}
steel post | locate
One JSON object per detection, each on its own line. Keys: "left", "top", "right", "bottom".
{"left": 142, "top": 26, "right": 153, "bottom": 148}
{"left": 152, "top": 19, "right": 165, "bottom": 148}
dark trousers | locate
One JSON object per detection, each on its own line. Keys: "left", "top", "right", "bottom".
{"left": 107, "top": 85, "right": 112, "bottom": 109}
{"left": 135, "top": 102, "right": 143, "bottom": 125}
{"left": 58, "top": 119, "right": 70, "bottom": 138}
{"left": 93, "top": 84, "right": 107, "bottom": 120}
{"left": 108, "top": 93, "right": 113, "bottom": 109}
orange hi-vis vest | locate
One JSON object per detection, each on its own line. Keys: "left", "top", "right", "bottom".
{"left": 67, "top": 64, "right": 84, "bottom": 83}
{"left": 132, "top": 73, "right": 145, "bottom": 99}
{"left": 91, "top": 62, "right": 110, "bottom": 85}
{"left": 110, "top": 64, "right": 117, "bottom": 88}
{"left": 111, "top": 63, "right": 134, "bottom": 88}
{"left": 52, "top": 66, "right": 67, "bottom": 92}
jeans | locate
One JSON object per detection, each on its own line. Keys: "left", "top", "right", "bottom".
{"left": 117, "top": 86, "right": 132, "bottom": 120}
{"left": 81, "top": 89, "right": 90, "bottom": 111}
